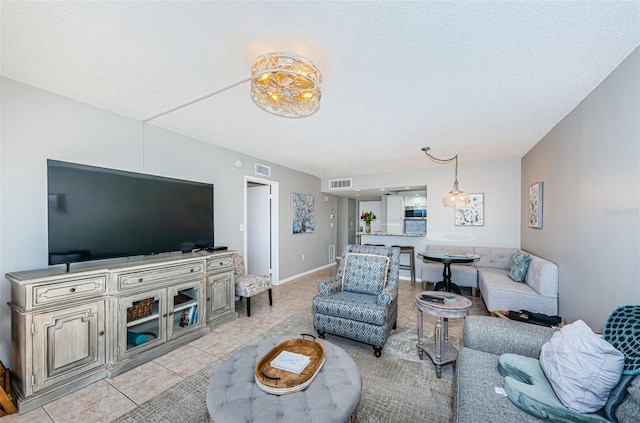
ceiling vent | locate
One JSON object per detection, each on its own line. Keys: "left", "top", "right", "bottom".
{"left": 255, "top": 163, "right": 271, "bottom": 177}
{"left": 328, "top": 178, "right": 352, "bottom": 190}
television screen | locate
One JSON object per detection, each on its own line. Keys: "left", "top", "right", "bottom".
{"left": 47, "top": 160, "right": 214, "bottom": 265}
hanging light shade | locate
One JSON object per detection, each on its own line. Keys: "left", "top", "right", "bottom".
{"left": 421, "top": 147, "right": 470, "bottom": 208}
{"left": 250, "top": 52, "right": 322, "bottom": 118}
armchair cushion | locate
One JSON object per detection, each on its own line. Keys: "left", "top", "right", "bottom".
{"left": 312, "top": 291, "right": 386, "bottom": 326}
{"left": 341, "top": 253, "right": 390, "bottom": 295}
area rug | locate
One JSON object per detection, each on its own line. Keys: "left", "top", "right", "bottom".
{"left": 114, "top": 310, "right": 458, "bottom": 423}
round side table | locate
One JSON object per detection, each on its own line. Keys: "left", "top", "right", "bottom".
{"left": 416, "top": 291, "right": 472, "bottom": 378}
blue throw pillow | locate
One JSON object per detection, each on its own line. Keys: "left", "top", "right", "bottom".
{"left": 509, "top": 250, "right": 531, "bottom": 282}
{"left": 341, "top": 253, "right": 390, "bottom": 295}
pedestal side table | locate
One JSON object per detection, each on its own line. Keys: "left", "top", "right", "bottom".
{"left": 417, "top": 251, "right": 480, "bottom": 294}
{"left": 416, "top": 291, "right": 472, "bottom": 378}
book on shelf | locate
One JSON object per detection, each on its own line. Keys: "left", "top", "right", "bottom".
{"left": 179, "top": 309, "right": 190, "bottom": 327}
{"left": 179, "top": 305, "right": 198, "bottom": 327}
{"left": 270, "top": 350, "right": 310, "bottom": 374}
{"left": 188, "top": 305, "right": 198, "bottom": 326}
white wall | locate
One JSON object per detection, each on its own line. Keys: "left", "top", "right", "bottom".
{"left": 0, "top": 77, "right": 336, "bottom": 366}
{"left": 324, "top": 159, "right": 522, "bottom": 249}
{"left": 521, "top": 47, "right": 640, "bottom": 330}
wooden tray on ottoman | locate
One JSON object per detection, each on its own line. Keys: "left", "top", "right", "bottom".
{"left": 255, "top": 335, "right": 326, "bottom": 395}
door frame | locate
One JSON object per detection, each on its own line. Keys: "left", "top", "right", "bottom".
{"left": 243, "top": 176, "right": 279, "bottom": 285}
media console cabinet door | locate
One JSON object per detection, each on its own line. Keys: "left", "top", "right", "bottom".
{"left": 31, "top": 300, "right": 106, "bottom": 394}
{"left": 117, "top": 290, "right": 165, "bottom": 361}
{"left": 206, "top": 272, "right": 234, "bottom": 322}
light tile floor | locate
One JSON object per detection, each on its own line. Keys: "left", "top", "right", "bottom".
{"left": 2, "top": 266, "right": 488, "bottom": 423}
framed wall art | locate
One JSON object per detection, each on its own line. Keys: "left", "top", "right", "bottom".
{"left": 292, "top": 193, "right": 314, "bottom": 234}
{"left": 528, "top": 182, "right": 543, "bottom": 229}
{"left": 455, "top": 193, "right": 484, "bottom": 226}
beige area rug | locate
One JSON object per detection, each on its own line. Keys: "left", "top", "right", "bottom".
{"left": 114, "top": 310, "right": 458, "bottom": 423}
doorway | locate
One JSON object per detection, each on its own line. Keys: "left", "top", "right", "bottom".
{"left": 244, "top": 176, "right": 279, "bottom": 284}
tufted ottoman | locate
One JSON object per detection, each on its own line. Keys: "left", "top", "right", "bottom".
{"left": 206, "top": 336, "right": 362, "bottom": 423}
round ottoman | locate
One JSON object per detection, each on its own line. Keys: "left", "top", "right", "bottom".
{"left": 206, "top": 336, "right": 362, "bottom": 423}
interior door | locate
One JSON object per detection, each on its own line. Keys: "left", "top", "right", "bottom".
{"left": 247, "top": 184, "right": 271, "bottom": 275}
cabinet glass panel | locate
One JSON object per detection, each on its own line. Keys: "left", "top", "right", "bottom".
{"left": 126, "top": 297, "right": 160, "bottom": 351}
{"left": 172, "top": 287, "right": 199, "bottom": 335}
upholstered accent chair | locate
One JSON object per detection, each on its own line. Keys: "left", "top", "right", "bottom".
{"left": 233, "top": 254, "right": 272, "bottom": 317}
{"left": 312, "top": 245, "right": 400, "bottom": 357}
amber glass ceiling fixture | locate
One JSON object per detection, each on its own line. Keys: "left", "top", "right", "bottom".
{"left": 422, "top": 147, "right": 470, "bottom": 208}
{"left": 250, "top": 52, "right": 322, "bottom": 118}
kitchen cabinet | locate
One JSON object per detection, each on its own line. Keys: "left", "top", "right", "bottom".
{"left": 404, "top": 196, "right": 427, "bottom": 207}
{"left": 385, "top": 195, "right": 404, "bottom": 234}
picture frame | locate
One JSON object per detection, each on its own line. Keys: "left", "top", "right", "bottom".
{"left": 292, "top": 193, "right": 314, "bottom": 234}
{"left": 455, "top": 193, "right": 484, "bottom": 226}
{"left": 529, "top": 182, "right": 543, "bottom": 229}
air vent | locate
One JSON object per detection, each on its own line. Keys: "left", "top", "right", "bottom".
{"left": 255, "top": 163, "right": 271, "bottom": 177}
{"left": 328, "top": 244, "right": 336, "bottom": 263}
{"left": 328, "top": 178, "right": 352, "bottom": 190}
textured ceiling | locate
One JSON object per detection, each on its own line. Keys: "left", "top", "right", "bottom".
{"left": 2, "top": 1, "right": 639, "bottom": 178}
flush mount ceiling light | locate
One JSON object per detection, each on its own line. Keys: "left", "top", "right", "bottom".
{"left": 422, "top": 147, "right": 470, "bottom": 208}
{"left": 144, "top": 52, "right": 322, "bottom": 124}
{"left": 250, "top": 52, "right": 322, "bottom": 118}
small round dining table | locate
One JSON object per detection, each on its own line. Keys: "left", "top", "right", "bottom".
{"left": 417, "top": 251, "right": 480, "bottom": 294}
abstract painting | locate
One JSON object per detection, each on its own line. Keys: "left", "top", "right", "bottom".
{"left": 455, "top": 193, "right": 484, "bottom": 226}
{"left": 529, "top": 182, "right": 543, "bottom": 228}
{"left": 292, "top": 193, "right": 314, "bottom": 234}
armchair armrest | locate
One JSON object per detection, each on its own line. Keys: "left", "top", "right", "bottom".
{"left": 377, "top": 283, "right": 398, "bottom": 307}
{"left": 463, "top": 316, "right": 556, "bottom": 358}
{"left": 317, "top": 278, "right": 342, "bottom": 296}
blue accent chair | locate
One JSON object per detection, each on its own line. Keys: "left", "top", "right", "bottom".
{"left": 312, "top": 245, "right": 400, "bottom": 357}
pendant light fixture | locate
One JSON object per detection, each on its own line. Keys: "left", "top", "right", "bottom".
{"left": 422, "top": 147, "right": 470, "bottom": 207}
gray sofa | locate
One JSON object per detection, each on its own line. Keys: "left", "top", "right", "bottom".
{"left": 455, "top": 316, "right": 639, "bottom": 422}
{"left": 420, "top": 244, "right": 559, "bottom": 315}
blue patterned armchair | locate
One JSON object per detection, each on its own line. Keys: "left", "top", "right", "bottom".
{"left": 312, "top": 245, "right": 400, "bottom": 357}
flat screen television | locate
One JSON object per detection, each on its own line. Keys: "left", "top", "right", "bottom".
{"left": 47, "top": 159, "right": 214, "bottom": 266}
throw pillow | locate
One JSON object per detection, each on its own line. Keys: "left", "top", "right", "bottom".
{"left": 539, "top": 320, "right": 625, "bottom": 413}
{"left": 498, "top": 353, "right": 610, "bottom": 422}
{"left": 341, "top": 253, "right": 390, "bottom": 295}
{"left": 509, "top": 250, "right": 531, "bottom": 282}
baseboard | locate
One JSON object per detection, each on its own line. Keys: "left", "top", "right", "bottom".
{"left": 274, "top": 263, "right": 336, "bottom": 285}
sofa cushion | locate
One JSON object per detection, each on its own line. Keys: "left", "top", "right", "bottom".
{"left": 540, "top": 320, "right": 625, "bottom": 413}
{"left": 524, "top": 252, "right": 559, "bottom": 298}
{"left": 509, "top": 250, "right": 531, "bottom": 282}
{"left": 341, "top": 253, "right": 389, "bottom": 295}
{"left": 475, "top": 246, "right": 517, "bottom": 269}
{"left": 498, "top": 353, "right": 610, "bottom": 422}
{"left": 478, "top": 268, "right": 557, "bottom": 315}
{"left": 454, "top": 347, "right": 544, "bottom": 423}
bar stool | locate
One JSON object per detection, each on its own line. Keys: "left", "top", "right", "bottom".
{"left": 391, "top": 245, "right": 416, "bottom": 285}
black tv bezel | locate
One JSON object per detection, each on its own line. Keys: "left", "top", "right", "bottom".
{"left": 47, "top": 159, "right": 214, "bottom": 266}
